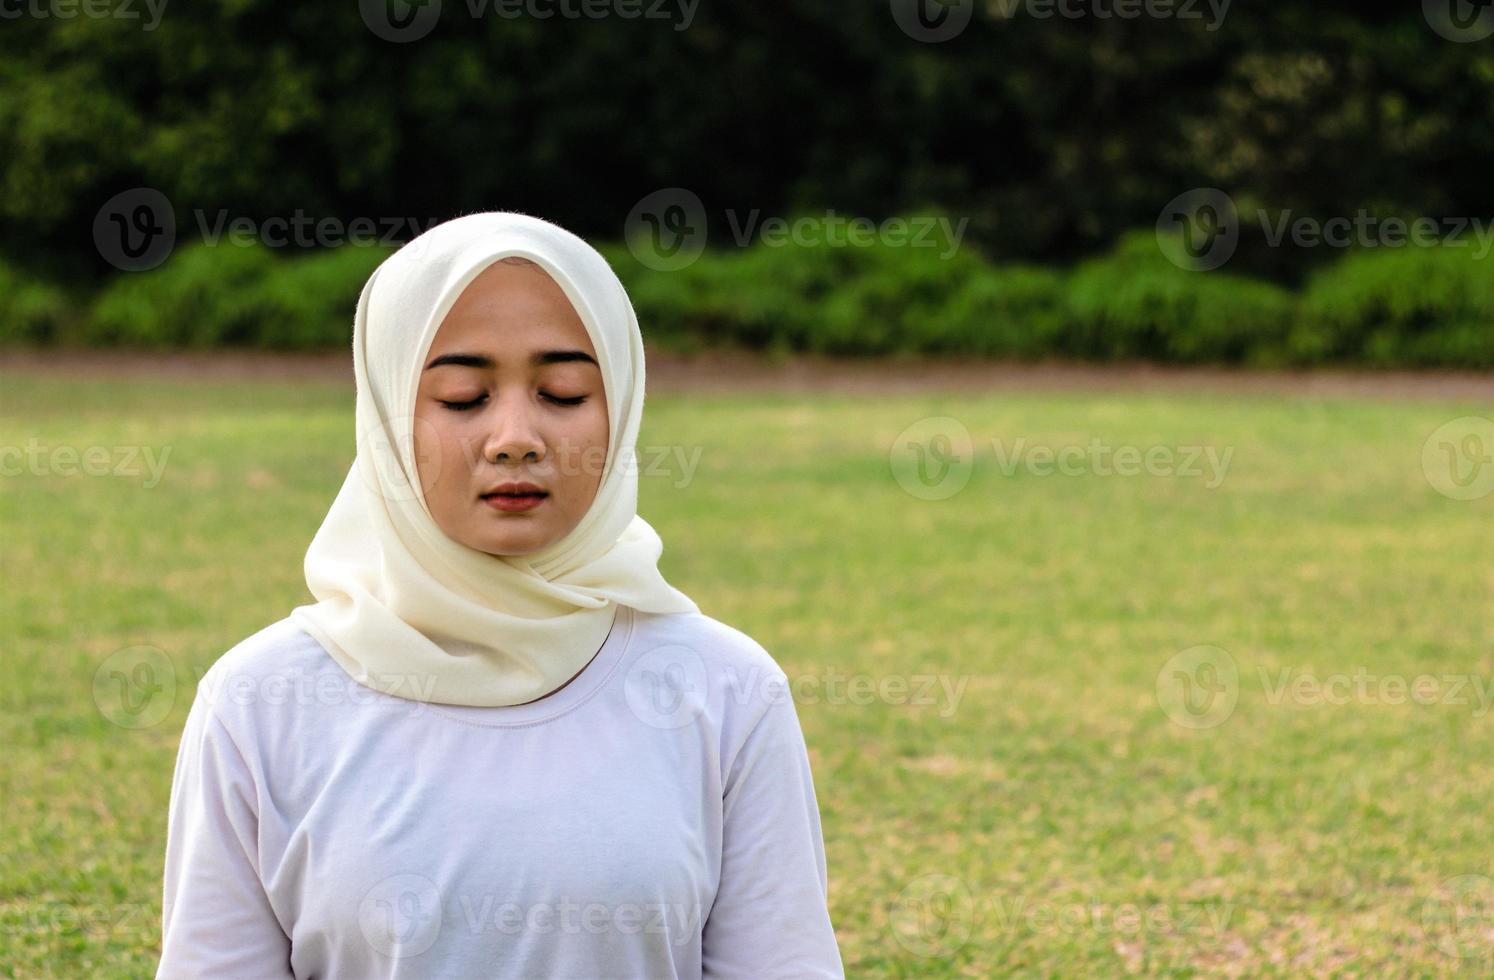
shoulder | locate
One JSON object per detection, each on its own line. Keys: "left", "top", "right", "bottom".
{"left": 197, "top": 616, "right": 335, "bottom": 695}
{"left": 628, "top": 607, "right": 794, "bottom": 737}
{"left": 631, "top": 607, "right": 789, "bottom": 682}
{"left": 187, "top": 615, "right": 361, "bottom": 739}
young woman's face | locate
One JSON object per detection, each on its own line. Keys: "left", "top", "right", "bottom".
{"left": 412, "top": 258, "right": 609, "bottom": 557}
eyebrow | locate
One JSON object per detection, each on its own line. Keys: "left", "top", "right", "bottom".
{"left": 423, "top": 350, "right": 599, "bottom": 371}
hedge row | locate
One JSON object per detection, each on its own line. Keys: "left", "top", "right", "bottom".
{"left": 4, "top": 225, "right": 1491, "bottom": 367}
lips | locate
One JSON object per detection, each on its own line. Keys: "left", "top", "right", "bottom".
{"left": 480, "top": 482, "right": 550, "bottom": 512}
{"left": 481, "top": 481, "right": 549, "bottom": 498}
{"left": 482, "top": 491, "right": 548, "bottom": 512}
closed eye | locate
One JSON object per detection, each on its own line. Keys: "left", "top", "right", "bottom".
{"left": 437, "top": 393, "right": 588, "bottom": 411}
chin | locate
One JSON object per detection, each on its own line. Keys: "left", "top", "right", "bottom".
{"left": 470, "top": 531, "right": 549, "bottom": 558}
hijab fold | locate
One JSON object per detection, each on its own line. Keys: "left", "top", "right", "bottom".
{"left": 289, "top": 211, "right": 699, "bottom": 707}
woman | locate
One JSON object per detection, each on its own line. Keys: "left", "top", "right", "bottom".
{"left": 156, "top": 211, "right": 845, "bottom": 978}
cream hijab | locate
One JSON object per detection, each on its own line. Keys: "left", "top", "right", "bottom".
{"left": 289, "top": 211, "right": 699, "bottom": 707}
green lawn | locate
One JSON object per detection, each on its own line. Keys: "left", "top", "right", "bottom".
{"left": 1, "top": 369, "right": 1490, "bottom": 977}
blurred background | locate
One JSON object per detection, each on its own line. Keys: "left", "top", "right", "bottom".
{"left": 2, "top": 1, "right": 1492, "bottom": 977}
{"left": 2, "top": 0, "right": 1492, "bottom": 363}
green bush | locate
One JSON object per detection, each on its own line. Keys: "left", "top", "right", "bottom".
{"left": 0, "top": 258, "right": 73, "bottom": 345}
{"left": 607, "top": 226, "right": 866, "bottom": 354}
{"left": 920, "top": 266, "right": 1067, "bottom": 359}
{"left": 249, "top": 242, "right": 394, "bottom": 348}
{"left": 1293, "top": 241, "right": 1494, "bottom": 367}
{"left": 818, "top": 255, "right": 1068, "bottom": 359}
{"left": 2, "top": 220, "right": 1490, "bottom": 368}
{"left": 88, "top": 241, "right": 278, "bottom": 347}
{"left": 1064, "top": 230, "right": 1296, "bottom": 364}
{"left": 78, "top": 240, "right": 393, "bottom": 349}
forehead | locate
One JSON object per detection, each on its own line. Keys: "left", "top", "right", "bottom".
{"left": 432, "top": 259, "right": 594, "bottom": 354}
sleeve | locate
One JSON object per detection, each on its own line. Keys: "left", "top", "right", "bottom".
{"left": 702, "top": 691, "right": 845, "bottom": 979}
{"left": 156, "top": 686, "right": 294, "bottom": 979}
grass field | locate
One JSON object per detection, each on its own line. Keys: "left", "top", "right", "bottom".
{"left": 1, "top": 368, "right": 1491, "bottom": 977}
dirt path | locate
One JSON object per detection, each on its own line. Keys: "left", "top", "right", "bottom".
{"left": 2, "top": 348, "right": 1491, "bottom": 402}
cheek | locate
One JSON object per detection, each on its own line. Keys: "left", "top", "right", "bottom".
{"left": 411, "top": 411, "right": 468, "bottom": 500}
{"left": 546, "top": 412, "right": 604, "bottom": 495}
{"left": 565, "top": 406, "right": 609, "bottom": 489}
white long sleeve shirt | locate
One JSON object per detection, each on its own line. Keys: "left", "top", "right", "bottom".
{"left": 157, "top": 604, "right": 844, "bottom": 979}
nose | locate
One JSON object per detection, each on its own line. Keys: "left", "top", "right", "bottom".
{"left": 482, "top": 392, "right": 546, "bottom": 465}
